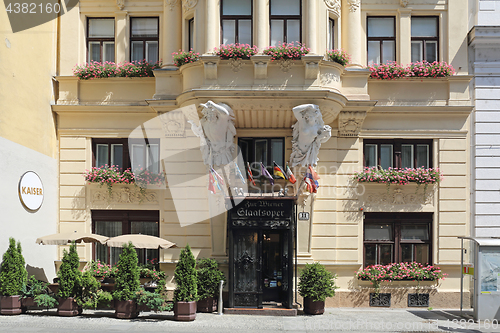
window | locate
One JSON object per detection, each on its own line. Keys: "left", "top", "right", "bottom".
{"left": 238, "top": 138, "right": 284, "bottom": 176}
{"left": 221, "top": 0, "right": 252, "bottom": 45}
{"left": 411, "top": 17, "right": 438, "bottom": 63}
{"left": 328, "top": 18, "right": 335, "bottom": 50}
{"left": 87, "top": 18, "right": 115, "bottom": 63}
{"left": 92, "top": 210, "right": 159, "bottom": 265}
{"left": 270, "top": 0, "right": 301, "bottom": 46}
{"left": 188, "top": 18, "right": 194, "bottom": 50}
{"left": 92, "top": 138, "right": 160, "bottom": 173}
{"left": 367, "top": 17, "right": 395, "bottom": 65}
{"left": 364, "top": 139, "right": 432, "bottom": 169}
{"left": 364, "top": 213, "right": 432, "bottom": 266}
{"left": 130, "top": 17, "right": 159, "bottom": 63}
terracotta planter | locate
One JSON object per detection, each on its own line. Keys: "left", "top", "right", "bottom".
{"left": 0, "top": 295, "right": 22, "bottom": 315}
{"left": 21, "top": 297, "right": 35, "bottom": 313}
{"left": 174, "top": 301, "right": 196, "bottom": 321}
{"left": 303, "top": 297, "right": 325, "bottom": 315}
{"left": 115, "top": 300, "right": 139, "bottom": 319}
{"left": 197, "top": 296, "right": 217, "bottom": 313}
{"left": 57, "top": 297, "right": 81, "bottom": 316}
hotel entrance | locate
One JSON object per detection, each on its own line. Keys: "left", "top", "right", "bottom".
{"left": 228, "top": 198, "right": 295, "bottom": 309}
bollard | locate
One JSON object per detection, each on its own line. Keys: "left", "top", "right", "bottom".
{"left": 218, "top": 280, "right": 224, "bottom": 315}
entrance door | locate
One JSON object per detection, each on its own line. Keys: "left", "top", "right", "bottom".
{"left": 232, "top": 230, "right": 262, "bottom": 307}
{"left": 262, "top": 232, "right": 282, "bottom": 303}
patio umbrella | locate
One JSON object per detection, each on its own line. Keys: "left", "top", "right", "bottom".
{"left": 36, "top": 231, "right": 109, "bottom": 245}
{"left": 105, "top": 234, "right": 176, "bottom": 249}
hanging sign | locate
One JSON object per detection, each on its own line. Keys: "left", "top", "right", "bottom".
{"left": 18, "top": 171, "right": 44, "bottom": 211}
{"left": 463, "top": 264, "right": 474, "bottom": 275}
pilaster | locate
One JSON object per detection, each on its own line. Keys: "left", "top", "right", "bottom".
{"left": 163, "top": 0, "right": 182, "bottom": 66}
{"left": 341, "top": 0, "right": 362, "bottom": 68}
{"left": 398, "top": 8, "right": 412, "bottom": 66}
{"left": 205, "top": 0, "right": 219, "bottom": 54}
{"left": 115, "top": 11, "right": 128, "bottom": 63}
{"left": 255, "top": 0, "right": 269, "bottom": 51}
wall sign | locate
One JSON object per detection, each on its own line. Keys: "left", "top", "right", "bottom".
{"left": 298, "top": 212, "right": 310, "bottom": 221}
{"left": 19, "top": 171, "right": 44, "bottom": 211}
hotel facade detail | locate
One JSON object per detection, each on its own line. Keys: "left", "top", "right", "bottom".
{"left": 53, "top": 0, "right": 472, "bottom": 308}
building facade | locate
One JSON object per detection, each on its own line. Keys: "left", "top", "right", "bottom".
{"left": 52, "top": 0, "right": 472, "bottom": 308}
{"left": 469, "top": 0, "right": 500, "bottom": 238}
{"left": 0, "top": 4, "right": 59, "bottom": 282}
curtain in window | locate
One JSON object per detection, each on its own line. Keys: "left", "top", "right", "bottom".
{"left": 95, "top": 221, "right": 123, "bottom": 266}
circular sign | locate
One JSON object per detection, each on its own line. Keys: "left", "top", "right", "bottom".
{"left": 18, "top": 171, "right": 44, "bottom": 211}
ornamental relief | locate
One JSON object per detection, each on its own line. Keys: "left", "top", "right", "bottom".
{"left": 363, "top": 188, "right": 434, "bottom": 207}
{"left": 324, "top": 0, "right": 341, "bottom": 17}
{"left": 338, "top": 111, "right": 366, "bottom": 137}
{"left": 165, "top": 0, "right": 179, "bottom": 11}
{"left": 347, "top": 0, "right": 360, "bottom": 12}
{"left": 91, "top": 187, "right": 159, "bottom": 205}
{"left": 182, "top": 0, "right": 198, "bottom": 12}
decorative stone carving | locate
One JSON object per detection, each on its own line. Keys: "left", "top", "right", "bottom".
{"left": 320, "top": 72, "right": 341, "bottom": 85}
{"left": 364, "top": 187, "right": 434, "bottom": 206}
{"left": 160, "top": 110, "right": 185, "bottom": 137}
{"left": 278, "top": 59, "right": 294, "bottom": 72}
{"left": 324, "top": 0, "right": 341, "bottom": 16}
{"left": 302, "top": 55, "right": 323, "bottom": 80}
{"left": 188, "top": 101, "right": 236, "bottom": 166}
{"left": 229, "top": 58, "right": 243, "bottom": 72}
{"left": 338, "top": 111, "right": 366, "bottom": 137}
{"left": 92, "top": 187, "right": 158, "bottom": 204}
{"left": 165, "top": 0, "right": 179, "bottom": 10}
{"left": 182, "top": 0, "right": 198, "bottom": 12}
{"left": 201, "top": 55, "right": 220, "bottom": 80}
{"left": 116, "top": 0, "right": 125, "bottom": 10}
{"left": 290, "top": 104, "right": 332, "bottom": 167}
{"left": 400, "top": 0, "right": 410, "bottom": 7}
{"left": 347, "top": 0, "right": 360, "bottom": 12}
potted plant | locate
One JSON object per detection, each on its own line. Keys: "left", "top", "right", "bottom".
{"left": 173, "top": 244, "right": 197, "bottom": 321}
{"left": 135, "top": 289, "right": 172, "bottom": 313}
{"left": 76, "top": 271, "right": 101, "bottom": 310}
{"left": 113, "top": 242, "right": 140, "bottom": 319}
{"left": 196, "top": 258, "right": 225, "bottom": 313}
{"left": 0, "top": 238, "right": 28, "bottom": 315}
{"left": 298, "top": 262, "right": 338, "bottom": 315}
{"left": 21, "top": 275, "right": 48, "bottom": 312}
{"left": 57, "top": 242, "right": 82, "bottom": 316}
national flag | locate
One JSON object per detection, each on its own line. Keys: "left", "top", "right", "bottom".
{"left": 261, "top": 162, "right": 274, "bottom": 185}
{"left": 309, "top": 165, "right": 320, "bottom": 181}
{"left": 210, "top": 168, "right": 223, "bottom": 190}
{"left": 304, "top": 170, "right": 318, "bottom": 193}
{"left": 208, "top": 171, "right": 216, "bottom": 194}
{"left": 273, "top": 162, "right": 287, "bottom": 180}
{"left": 247, "top": 162, "right": 256, "bottom": 186}
{"left": 234, "top": 161, "right": 246, "bottom": 184}
{"left": 211, "top": 167, "right": 225, "bottom": 186}
{"left": 286, "top": 164, "right": 297, "bottom": 184}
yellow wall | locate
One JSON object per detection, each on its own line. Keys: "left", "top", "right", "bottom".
{"left": 0, "top": 8, "right": 57, "bottom": 158}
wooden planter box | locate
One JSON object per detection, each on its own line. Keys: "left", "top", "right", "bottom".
{"left": 197, "top": 296, "right": 216, "bottom": 313}
{"left": 303, "top": 297, "right": 325, "bottom": 315}
{"left": 57, "top": 297, "right": 81, "bottom": 316}
{"left": 174, "top": 301, "right": 196, "bottom": 321}
{"left": 115, "top": 300, "right": 139, "bottom": 319}
{"left": 369, "top": 293, "right": 391, "bottom": 307}
{"left": 0, "top": 295, "right": 22, "bottom": 315}
{"left": 408, "top": 293, "right": 430, "bottom": 307}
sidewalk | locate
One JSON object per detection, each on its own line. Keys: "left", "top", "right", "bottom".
{"left": 0, "top": 308, "right": 496, "bottom": 333}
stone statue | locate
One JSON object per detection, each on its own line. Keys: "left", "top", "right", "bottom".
{"left": 290, "top": 104, "right": 332, "bottom": 167}
{"left": 188, "top": 100, "right": 236, "bottom": 166}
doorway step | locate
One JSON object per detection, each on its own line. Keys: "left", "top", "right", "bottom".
{"left": 223, "top": 307, "right": 297, "bottom": 316}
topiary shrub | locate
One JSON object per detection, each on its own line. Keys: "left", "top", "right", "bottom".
{"left": 173, "top": 244, "right": 197, "bottom": 302}
{"left": 298, "top": 262, "right": 338, "bottom": 302}
{"left": 0, "top": 238, "right": 28, "bottom": 296}
{"left": 196, "top": 258, "right": 225, "bottom": 300}
{"left": 57, "top": 242, "right": 82, "bottom": 299}
{"left": 113, "top": 242, "right": 140, "bottom": 301}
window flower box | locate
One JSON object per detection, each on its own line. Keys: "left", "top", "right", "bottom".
{"left": 369, "top": 61, "right": 455, "bottom": 80}
{"left": 73, "top": 60, "right": 161, "bottom": 80}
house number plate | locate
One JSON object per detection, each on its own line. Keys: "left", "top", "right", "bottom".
{"left": 298, "top": 212, "right": 309, "bottom": 220}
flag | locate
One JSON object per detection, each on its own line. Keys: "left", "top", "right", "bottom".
{"left": 309, "top": 165, "right": 320, "bottom": 181}
{"left": 208, "top": 171, "right": 216, "bottom": 194}
{"left": 273, "top": 162, "right": 287, "bottom": 180}
{"left": 234, "top": 161, "right": 246, "bottom": 184}
{"left": 304, "top": 169, "right": 318, "bottom": 193}
{"left": 210, "top": 167, "right": 223, "bottom": 190}
{"left": 261, "top": 162, "right": 274, "bottom": 185}
{"left": 286, "top": 163, "right": 297, "bottom": 184}
{"left": 247, "top": 162, "right": 256, "bottom": 186}
{"left": 211, "top": 167, "right": 225, "bottom": 186}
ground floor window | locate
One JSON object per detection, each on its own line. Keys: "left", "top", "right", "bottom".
{"left": 363, "top": 212, "right": 432, "bottom": 266}
{"left": 92, "top": 210, "right": 159, "bottom": 265}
